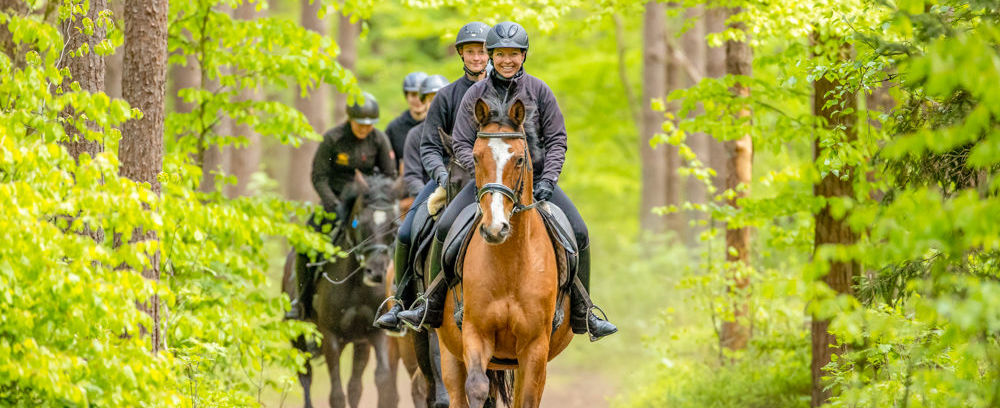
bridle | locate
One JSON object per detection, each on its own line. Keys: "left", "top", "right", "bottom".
{"left": 474, "top": 130, "right": 540, "bottom": 219}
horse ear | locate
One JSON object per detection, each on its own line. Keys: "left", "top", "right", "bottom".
{"left": 354, "top": 169, "right": 369, "bottom": 192}
{"left": 474, "top": 98, "right": 490, "bottom": 124}
{"left": 508, "top": 99, "right": 525, "bottom": 127}
{"left": 438, "top": 127, "right": 454, "bottom": 156}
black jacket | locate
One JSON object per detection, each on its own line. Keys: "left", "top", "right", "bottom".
{"left": 384, "top": 109, "right": 421, "bottom": 171}
{"left": 402, "top": 122, "right": 428, "bottom": 197}
{"left": 420, "top": 75, "right": 476, "bottom": 182}
{"left": 452, "top": 72, "right": 567, "bottom": 184}
{"left": 312, "top": 122, "right": 397, "bottom": 207}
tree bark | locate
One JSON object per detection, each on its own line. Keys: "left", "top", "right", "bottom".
{"left": 663, "top": 5, "right": 685, "bottom": 238}
{"left": 0, "top": 0, "right": 28, "bottom": 69}
{"left": 104, "top": 0, "right": 123, "bottom": 99}
{"left": 811, "top": 41, "right": 858, "bottom": 407}
{"left": 705, "top": 6, "right": 728, "bottom": 195}
{"left": 288, "top": 0, "right": 327, "bottom": 202}
{"left": 719, "top": 6, "right": 753, "bottom": 351}
{"left": 225, "top": 2, "right": 261, "bottom": 198}
{"left": 333, "top": 13, "right": 359, "bottom": 124}
{"left": 681, "top": 6, "right": 708, "bottom": 244}
{"left": 640, "top": 1, "right": 669, "bottom": 235}
{"left": 59, "top": 0, "right": 107, "bottom": 161}
{"left": 120, "top": 0, "right": 168, "bottom": 354}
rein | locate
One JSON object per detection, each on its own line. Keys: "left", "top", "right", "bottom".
{"left": 474, "top": 131, "right": 541, "bottom": 216}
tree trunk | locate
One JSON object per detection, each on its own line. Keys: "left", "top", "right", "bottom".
{"left": 225, "top": 2, "right": 261, "bottom": 198}
{"left": 60, "top": 0, "right": 107, "bottom": 161}
{"left": 811, "top": 41, "right": 858, "bottom": 407}
{"left": 0, "top": 0, "right": 27, "bottom": 69}
{"left": 681, "top": 6, "right": 708, "bottom": 244}
{"left": 333, "top": 13, "right": 359, "bottom": 124}
{"left": 288, "top": 0, "right": 327, "bottom": 202}
{"left": 705, "top": 6, "right": 728, "bottom": 194}
{"left": 719, "top": 6, "right": 753, "bottom": 351}
{"left": 105, "top": 0, "right": 123, "bottom": 99}
{"left": 170, "top": 54, "right": 199, "bottom": 115}
{"left": 120, "top": 0, "right": 168, "bottom": 354}
{"left": 663, "top": 5, "right": 685, "bottom": 238}
{"left": 640, "top": 1, "right": 669, "bottom": 235}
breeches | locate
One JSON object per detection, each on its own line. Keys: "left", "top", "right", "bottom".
{"left": 397, "top": 180, "right": 437, "bottom": 245}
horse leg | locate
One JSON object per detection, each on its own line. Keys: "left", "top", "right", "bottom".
{"left": 347, "top": 341, "right": 370, "bottom": 408}
{"left": 514, "top": 338, "right": 550, "bottom": 408}
{"left": 299, "top": 356, "right": 314, "bottom": 408}
{"left": 428, "top": 329, "right": 450, "bottom": 408}
{"left": 321, "top": 333, "right": 347, "bottom": 408}
{"left": 371, "top": 333, "right": 399, "bottom": 408}
{"left": 462, "top": 325, "right": 494, "bottom": 408}
{"left": 439, "top": 341, "right": 468, "bottom": 408}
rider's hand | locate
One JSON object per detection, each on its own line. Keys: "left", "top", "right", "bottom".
{"left": 427, "top": 186, "right": 447, "bottom": 216}
{"left": 534, "top": 180, "right": 554, "bottom": 202}
{"left": 323, "top": 199, "right": 341, "bottom": 215}
{"left": 434, "top": 170, "right": 449, "bottom": 189}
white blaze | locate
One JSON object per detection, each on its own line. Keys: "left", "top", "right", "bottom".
{"left": 488, "top": 138, "right": 514, "bottom": 230}
{"left": 373, "top": 210, "right": 387, "bottom": 226}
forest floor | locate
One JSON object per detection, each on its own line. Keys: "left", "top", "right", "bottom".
{"left": 271, "top": 345, "right": 620, "bottom": 408}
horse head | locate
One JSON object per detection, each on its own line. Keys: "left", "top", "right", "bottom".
{"left": 346, "top": 170, "right": 400, "bottom": 287}
{"left": 472, "top": 97, "right": 533, "bottom": 245}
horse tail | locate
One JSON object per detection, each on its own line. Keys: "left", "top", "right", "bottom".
{"left": 486, "top": 369, "right": 514, "bottom": 407}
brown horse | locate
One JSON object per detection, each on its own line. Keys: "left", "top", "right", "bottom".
{"left": 436, "top": 98, "right": 574, "bottom": 408}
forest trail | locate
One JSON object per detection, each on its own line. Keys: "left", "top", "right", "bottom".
{"left": 277, "top": 346, "right": 618, "bottom": 407}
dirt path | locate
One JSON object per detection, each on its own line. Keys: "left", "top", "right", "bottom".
{"left": 278, "top": 347, "right": 618, "bottom": 408}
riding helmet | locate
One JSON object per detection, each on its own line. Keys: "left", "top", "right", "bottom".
{"left": 454, "top": 21, "right": 490, "bottom": 51}
{"left": 419, "top": 75, "right": 449, "bottom": 98}
{"left": 486, "top": 21, "right": 529, "bottom": 52}
{"left": 402, "top": 71, "right": 428, "bottom": 93}
{"left": 347, "top": 92, "right": 380, "bottom": 125}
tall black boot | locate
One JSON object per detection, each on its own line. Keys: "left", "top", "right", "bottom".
{"left": 375, "top": 240, "right": 413, "bottom": 331}
{"left": 569, "top": 245, "right": 618, "bottom": 341}
{"left": 398, "top": 237, "right": 448, "bottom": 330}
{"left": 285, "top": 253, "right": 316, "bottom": 320}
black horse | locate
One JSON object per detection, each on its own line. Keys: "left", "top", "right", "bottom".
{"left": 283, "top": 172, "right": 402, "bottom": 408}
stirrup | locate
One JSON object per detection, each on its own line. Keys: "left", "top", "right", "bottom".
{"left": 373, "top": 296, "right": 408, "bottom": 336}
{"left": 401, "top": 294, "right": 430, "bottom": 332}
{"left": 586, "top": 304, "right": 613, "bottom": 343}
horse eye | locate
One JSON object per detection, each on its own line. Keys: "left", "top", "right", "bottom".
{"left": 516, "top": 157, "right": 525, "bottom": 167}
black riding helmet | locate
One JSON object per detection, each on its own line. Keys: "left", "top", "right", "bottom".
{"left": 419, "top": 74, "right": 449, "bottom": 99}
{"left": 455, "top": 22, "right": 489, "bottom": 77}
{"left": 402, "top": 71, "right": 428, "bottom": 94}
{"left": 347, "top": 92, "right": 379, "bottom": 125}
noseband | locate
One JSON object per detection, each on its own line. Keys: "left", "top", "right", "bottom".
{"left": 475, "top": 131, "right": 540, "bottom": 217}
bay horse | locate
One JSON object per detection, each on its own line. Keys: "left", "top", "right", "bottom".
{"left": 282, "top": 172, "right": 401, "bottom": 408}
{"left": 436, "top": 97, "right": 574, "bottom": 407}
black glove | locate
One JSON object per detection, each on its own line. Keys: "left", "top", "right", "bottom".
{"left": 323, "top": 199, "right": 341, "bottom": 215}
{"left": 435, "top": 170, "right": 450, "bottom": 188}
{"left": 534, "top": 179, "right": 554, "bottom": 202}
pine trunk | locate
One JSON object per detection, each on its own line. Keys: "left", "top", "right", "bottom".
{"left": 120, "top": 0, "right": 168, "bottom": 354}
{"left": 288, "top": 0, "right": 327, "bottom": 202}
{"left": 333, "top": 13, "right": 359, "bottom": 124}
{"left": 640, "top": 1, "right": 669, "bottom": 235}
{"left": 719, "top": 6, "right": 753, "bottom": 351}
{"left": 225, "top": 2, "right": 261, "bottom": 198}
{"left": 811, "top": 41, "right": 858, "bottom": 407}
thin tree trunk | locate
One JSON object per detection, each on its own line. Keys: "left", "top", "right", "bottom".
{"left": 664, "top": 6, "right": 685, "bottom": 238}
{"left": 121, "top": 0, "right": 168, "bottom": 354}
{"left": 333, "top": 13, "right": 359, "bottom": 124}
{"left": 640, "top": 1, "right": 669, "bottom": 235}
{"left": 719, "top": 6, "right": 753, "bottom": 352}
{"left": 613, "top": 13, "right": 639, "bottom": 124}
{"left": 60, "top": 0, "right": 107, "bottom": 161}
{"left": 170, "top": 54, "right": 199, "bottom": 114}
{"left": 811, "top": 41, "right": 858, "bottom": 407}
{"left": 681, "top": 6, "right": 708, "bottom": 244}
{"left": 225, "top": 2, "right": 261, "bottom": 198}
{"left": 104, "top": 0, "right": 123, "bottom": 99}
{"left": 288, "top": 0, "right": 327, "bottom": 202}
{"left": 705, "top": 6, "right": 728, "bottom": 195}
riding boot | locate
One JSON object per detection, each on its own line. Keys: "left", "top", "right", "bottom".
{"left": 569, "top": 245, "right": 618, "bottom": 341}
{"left": 375, "top": 240, "right": 413, "bottom": 331}
{"left": 285, "top": 253, "right": 317, "bottom": 320}
{"left": 398, "top": 237, "right": 448, "bottom": 329}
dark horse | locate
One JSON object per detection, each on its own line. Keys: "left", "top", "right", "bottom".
{"left": 282, "top": 172, "right": 402, "bottom": 408}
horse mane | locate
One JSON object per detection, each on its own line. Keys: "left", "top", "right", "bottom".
{"left": 340, "top": 173, "right": 398, "bottom": 207}
{"left": 477, "top": 85, "right": 544, "bottom": 163}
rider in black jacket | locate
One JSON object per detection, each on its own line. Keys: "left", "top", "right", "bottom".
{"left": 384, "top": 71, "right": 428, "bottom": 172}
{"left": 374, "top": 22, "right": 491, "bottom": 330}
{"left": 287, "top": 93, "right": 397, "bottom": 320}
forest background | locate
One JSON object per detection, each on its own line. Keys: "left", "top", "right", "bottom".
{"left": 2, "top": 0, "right": 999, "bottom": 407}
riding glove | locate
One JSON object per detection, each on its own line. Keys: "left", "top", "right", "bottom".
{"left": 435, "top": 170, "right": 449, "bottom": 189}
{"left": 534, "top": 180, "right": 554, "bottom": 202}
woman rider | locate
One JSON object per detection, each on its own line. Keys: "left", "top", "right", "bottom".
{"left": 384, "top": 71, "right": 429, "bottom": 172}
{"left": 396, "top": 22, "right": 617, "bottom": 341}
{"left": 286, "top": 92, "right": 398, "bottom": 320}
{"left": 374, "top": 22, "right": 491, "bottom": 330}
{"left": 400, "top": 74, "right": 450, "bottom": 200}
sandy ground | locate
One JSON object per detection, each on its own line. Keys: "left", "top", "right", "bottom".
{"left": 273, "top": 344, "right": 618, "bottom": 408}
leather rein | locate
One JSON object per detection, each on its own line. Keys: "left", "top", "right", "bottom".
{"left": 474, "top": 131, "right": 541, "bottom": 217}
